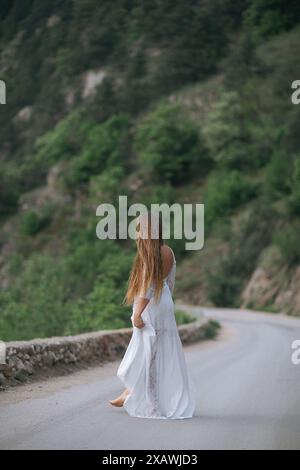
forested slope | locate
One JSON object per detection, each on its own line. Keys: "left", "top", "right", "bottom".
{"left": 0, "top": 1, "right": 300, "bottom": 340}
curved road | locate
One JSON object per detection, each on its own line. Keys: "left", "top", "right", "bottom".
{"left": 0, "top": 306, "right": 300, "bottom": 450}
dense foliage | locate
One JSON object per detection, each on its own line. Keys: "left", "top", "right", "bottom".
{"left": 0, "top": 1, "right": 300, "bottom": 340}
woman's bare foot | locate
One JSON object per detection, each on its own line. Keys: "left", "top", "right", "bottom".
{"left": 109, "top": 389, "right": 130, "bottom": 407}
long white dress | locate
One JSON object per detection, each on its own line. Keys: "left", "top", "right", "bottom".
{"left": 117, "top": 248, "right": 196, "bottom": 419}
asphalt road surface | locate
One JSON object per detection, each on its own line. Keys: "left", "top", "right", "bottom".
{"left": 0, "top": 306, "right": 300, "bottom": 450}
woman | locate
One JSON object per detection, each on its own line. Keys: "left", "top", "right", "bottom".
{"left": 109, "top": 212, "right": 196, "bottom": 419}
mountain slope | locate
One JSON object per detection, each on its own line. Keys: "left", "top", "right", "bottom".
{"left": 1, "top": 1, "right": 300, "bottom": 341}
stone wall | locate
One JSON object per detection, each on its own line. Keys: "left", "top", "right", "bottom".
{"left": 0, "top": 317, "right": 211, "bottom": 388}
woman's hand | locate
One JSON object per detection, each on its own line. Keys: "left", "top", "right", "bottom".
{"left": 131, "top": 298, "right": 149, "bottom": 329}
{"left": 132, "top": 314, "right": 145, "bottom": 329}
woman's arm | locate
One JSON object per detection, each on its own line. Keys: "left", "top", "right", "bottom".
{"left": 133, "top": 297, "right": 149, "bottom": 328}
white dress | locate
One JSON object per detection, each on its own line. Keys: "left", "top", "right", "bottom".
{"left": 117, "top": 248, "right": 196, "bottom": 419}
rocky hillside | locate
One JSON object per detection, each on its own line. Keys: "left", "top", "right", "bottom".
{"left": 1, "top": 1, "right": 300, "bottom": 341}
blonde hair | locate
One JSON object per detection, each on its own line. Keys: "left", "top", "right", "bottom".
{"left": 124, "top": 212, "right": 164, "bottom": 305}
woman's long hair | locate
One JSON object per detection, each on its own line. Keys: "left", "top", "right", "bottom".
{"left": 124, "top": 212, "right": 164, "bottom": 305}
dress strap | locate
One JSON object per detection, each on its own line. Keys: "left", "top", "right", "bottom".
{"left": 169, "top": 247, "right": 176, "bottom": 264}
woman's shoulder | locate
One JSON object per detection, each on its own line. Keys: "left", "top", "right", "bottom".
{"left": 160, "top": 244, "right": 175, "bottom": 262}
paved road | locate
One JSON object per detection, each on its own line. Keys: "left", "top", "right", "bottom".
{"left": 0, "top": 306, "right": 300, "bottom": 450}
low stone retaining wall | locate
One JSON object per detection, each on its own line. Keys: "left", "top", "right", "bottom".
{"left": 0, "top": 317, "right": 212, "bottom": 388}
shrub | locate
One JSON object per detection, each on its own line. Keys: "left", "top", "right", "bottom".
{"left": 20, "top": 208, "right": 52, "bottom": 236}
{"left": 63, "top": 238, "right": 131, "bottom": 298}
{"left": 203, "top": 91, "right": 274, "bottom": 170}
{"left": 265, "top": 152, "right": 300, "bottom": 215}
{"left": 273, "top": 221, "right": 300, "bottom": 266}
{"left": 35, "top": 110, "right": 92, "bottom": 166}
{"left": 65, "top": 279, "right": 131, "bottom": 334}
{"left": 244, "top": 0, "right": 300, "bottom": 42}
{"left": 175, "top": 309, "right": 196, "bottom": 325}
{"left": 204, "top": 170, "right": 257, "bottom": 229}
{"left": 288, "top": 156, "right": 300, "bottom": 216}
{"left": 64, "top": 114, "right": 131, "bottom": 187}
{"left": 203, "top": 320, "right": 221, "bottom": 339}
{"left": 206, "top": 200, "right": 276, "bottom": 306}
{"left": 0, "top": 241, "right": 133, "bottom": 340}
{"left": 0, "top": 163, "right": 21, "bottom": 215}
{"left": 264, "top": 149, "right": 292, "bottom": 199}
{"left": 135, "top": 103, "right": 210, "bottom": 185}
{"left": 206, "top": 256, "right": 244, "bottom": 307}
{"left": 0, "top": 254, "right": 71, "bottom": 341}
{"left": 89, "top": 165, "right": 124, "bottom": 200}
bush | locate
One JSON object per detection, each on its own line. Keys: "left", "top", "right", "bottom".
{"left": 206, "top": 200, "right": 276, "bottom": 306}
{"left": 0, "top": 162, "right": 21, "bottom": 215}
{"left": 288, "top": 157, "right": 300, "bottom": 216}
{"left": 64, "top": 114, "right": 131, "bottom": 187}
{"left": 273, "top": 221, "right": 300, "bottom": 266}
{"left": 203, "top": 91, "right": 274, "bottom": 170}
{"left": 20, "top": 208, "right": 52, "bottom": 236}
{"left": 63, "top": 238, "right": 132, "bottom": 299}
{"left": 135, "top": 103, "right": 210, "bottom": 185}
{"left": 89, "top": 165, "right": 124, "bottom": 200}
{"left": 175, "top": 309, "right": 196, "bottom": 325}
{"left": 138, "top": 184, "right": 176, "bottom": 211}
{"left": 265, "top": 152, "right": 300, "bottom": 215}
{"left": 65, "top": 279, "right": 131, "bottom": 334}
{"left": 204, "top": 170, "right": 257, "bottom": 229}
{"left": 264, "top": 149, "right": 292, "bottom": 199}
{"left": 35, "top": 110, "right": 92, "bottom": 166}
{"left": 203, "top": 320, "right": 221, "bottom": 339}
{"left": 0, "top": 241, "right": 133, "bottom": 340}
{"left": 0, "top": 254, "right": 71, "bottom": 341}
{"left": 244, "top": 0, "right": 300, "bottom": 42}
